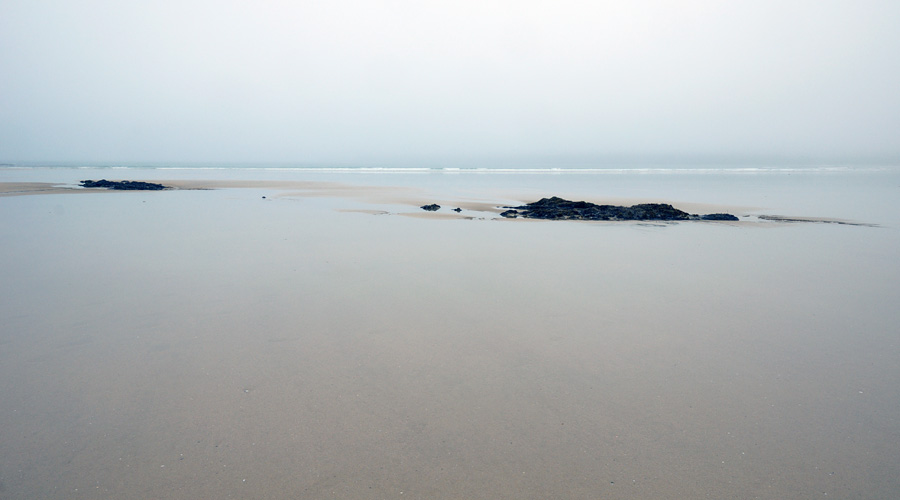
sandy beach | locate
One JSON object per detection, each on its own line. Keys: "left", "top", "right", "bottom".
{"left": 1, "top": 170, "right": 898, "bottom": 499}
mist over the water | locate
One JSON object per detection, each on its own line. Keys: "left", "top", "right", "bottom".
{"left": 1, "top": 0, "right": 898, "bottom": 165}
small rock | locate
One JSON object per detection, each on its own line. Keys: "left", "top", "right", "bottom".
{"left": 421, "top": 204, "right": 441, "bottom": 211}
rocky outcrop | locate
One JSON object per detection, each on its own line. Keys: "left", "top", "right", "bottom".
{"left": 500, "top": 197, "right": 738, "bottom": 221}
{"left": 80, "top": 179, "right": 169, "bottom": 190}
{"left": 700, "top": 213, "right": 740, "bottom": 221}
{"left": 420, "top": 204, "right": 441, "bottom": 211}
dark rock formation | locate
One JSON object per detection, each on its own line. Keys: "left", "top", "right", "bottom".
{"left": 80, "top": 179, "right": 168, "bottom": 190}
{"left": 421, "top": 204, "right": 441, "bottom": 211}
{"left": 700, "top": 213, "right": 739, "bottom": 221}
{"left": 452, "top": 207, "right": 462, "bottom": 212}
{"left": 501, "top": 197, "right": 738, "bottom": 222}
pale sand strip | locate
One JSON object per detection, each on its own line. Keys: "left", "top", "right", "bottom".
{"left": 0, "top": 182, "right": 82, "bottom": 196}
{"left": 0, "top": 180, "right": 763, "bottom": 215}
{"left": 1, "top": 180, "right": 874, "bottom": 225}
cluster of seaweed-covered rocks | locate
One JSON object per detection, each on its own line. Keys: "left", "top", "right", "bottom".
{"left": 498, "top": 197, "right": 738, "bottom": 221}
{"left": 80, "top": 179, "right": 169, "bottom": 190}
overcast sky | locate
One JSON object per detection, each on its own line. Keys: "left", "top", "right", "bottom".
{"left": 1, "top": 0, "right": 898, "bottom": 165}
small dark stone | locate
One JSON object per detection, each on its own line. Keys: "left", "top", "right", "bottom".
{"left": 421, "top": 204, "right": 441, "bottom": 211}
{"left": 453, "top": 207, "right": 462, "bottom": 212}
{"left": 80, "top": 179, "right": 168, "bottom": 190}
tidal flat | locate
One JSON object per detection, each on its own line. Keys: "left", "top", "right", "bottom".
{"left": 1, "top": 168, "right": 898, "bottom": 499}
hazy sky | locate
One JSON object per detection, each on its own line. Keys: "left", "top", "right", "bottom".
{"left": 1, "top": 0, "right": 898, "bottom": 165}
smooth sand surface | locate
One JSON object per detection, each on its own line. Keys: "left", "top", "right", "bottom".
{"left": 0, "top": 182, "right": 85, "bottom": 196}
{"left": 0, "top": 178, "right": 898, "bottom": 499}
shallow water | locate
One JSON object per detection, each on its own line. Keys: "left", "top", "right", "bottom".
{"left": 0, "top": 167, "right": 898, "bottom": 499}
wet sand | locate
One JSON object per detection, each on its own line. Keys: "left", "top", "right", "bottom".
{"left": 0, "top": 178, "right": 898, "bottom": 499}
{"left": 0, "top": 179, "right": 850, "bottom": 224}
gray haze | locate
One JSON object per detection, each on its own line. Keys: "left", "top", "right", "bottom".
{"left": 1, "top": 0, "right": 899, "bottom": 165}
